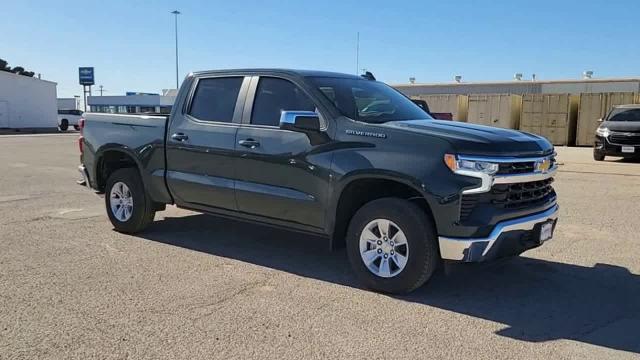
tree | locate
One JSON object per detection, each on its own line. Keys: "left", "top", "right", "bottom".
{"left": 0, "top": 58, "right": 36, "bottom": 77}
{"left": 0, "top": 58, "right": 9, "bottom": 72}
{"left": 11, "top": 66, "right": 25, "bottom": 75}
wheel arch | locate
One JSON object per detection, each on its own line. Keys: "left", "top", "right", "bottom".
{"left": 328, "top": 172, "right": 437, "bottom": 250}
{"left": 94, "top": 146, "right": 145, "bottom": 193}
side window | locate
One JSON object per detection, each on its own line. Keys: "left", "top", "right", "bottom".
{"left": 251, "top": 77, "right": 316, "bottom": 127}
{"left": 189, "top": 77, "right": 243, "bottom": 122}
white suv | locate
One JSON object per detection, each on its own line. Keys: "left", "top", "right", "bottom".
{"left": 57, "top": 109, "right": 83, "bottom": 131}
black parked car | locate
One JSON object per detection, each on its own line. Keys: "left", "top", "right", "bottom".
{"left": 594, "top": 105, "right": 640, "bottom": 161}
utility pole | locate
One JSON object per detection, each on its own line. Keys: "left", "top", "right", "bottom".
{"left": 97, "top": 85, "right": 107, "bottom": 96}
{"left": 171, "top": 10, "right": 181, "bottom": 89}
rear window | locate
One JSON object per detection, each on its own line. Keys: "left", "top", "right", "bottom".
{"left": 58, "top": 110, "right": 82, "bottom": 115}
{"left": 189, "top": 77, "right": 243, "bottom": 123}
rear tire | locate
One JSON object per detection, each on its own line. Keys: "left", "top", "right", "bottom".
{"left": 105, "top": 168, "right": 155, "bottom": 233}
{"left": 346, "top": 197, "right": 439, "bottom": 294}
{"left": 59, "top": 119, "right": 69, "bottom": 131}
{"left": 593, "top": 150, "right": 605, "bottom": 161}
{"left": 73, "top": 125, "right": 79, "bottom": 131}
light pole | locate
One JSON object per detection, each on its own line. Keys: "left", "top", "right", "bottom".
{"left": 171, "top": 10, "right": 181, "bottom": 89}
{"left": 356, "top": 32, "right": 359, "bottom": 75}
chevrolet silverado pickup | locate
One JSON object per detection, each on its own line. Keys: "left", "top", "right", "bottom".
{"left": 78, "top": 69, "right": 559, "bottom": 294}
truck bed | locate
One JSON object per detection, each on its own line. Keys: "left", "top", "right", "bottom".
{"left": 81, "top": 112, "right": 172, "bottom": 203}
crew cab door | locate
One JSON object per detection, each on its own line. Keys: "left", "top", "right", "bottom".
{"left": 166, "top": 75, "right": 250, "bottom": 211}
{"left": 234, "top": 76, "right": 331, "bottom": 230}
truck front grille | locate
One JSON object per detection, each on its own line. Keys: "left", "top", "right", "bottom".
{"left": 497, "top": 161, "right": 535, "bottom": 175}
{"left": 493, "top": 178, "right": 555, "bottom": 208}
{"left": 609, "top": 132, "right": 640, "bottom": 145}
{"left": 496, "top": 155, "right": 556, "bottom": 175}
{"left": 460, "top": 178, "right": 556, "bottom": 221}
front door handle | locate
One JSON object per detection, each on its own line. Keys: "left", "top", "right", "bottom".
{"left": 238, "top": 139, "right": 260, "bottom": 149}
{"left": 171, "top": 133, "right": 189, "bottom": 142}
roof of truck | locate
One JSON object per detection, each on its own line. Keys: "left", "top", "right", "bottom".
{"left": 191, "top": 68, "right": 362, "bottom": 79}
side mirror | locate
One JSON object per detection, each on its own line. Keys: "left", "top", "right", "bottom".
{"left": 280, "top": 111, "right": 322, "bottom": 132}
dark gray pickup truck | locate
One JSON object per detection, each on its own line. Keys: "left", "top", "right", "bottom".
{"left": 78, "top": 69, "right": 559, "bottom": 293}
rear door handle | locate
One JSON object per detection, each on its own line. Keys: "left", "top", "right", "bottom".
{"left": 238, "top": 139, "right": 260, "bottom": 149}
{"left": 171, "top": 133, "right": 189, "bottom": 142}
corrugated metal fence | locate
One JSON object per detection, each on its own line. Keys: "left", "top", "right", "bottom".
{"left": 406, "top": 91, "right": 639, "bottom": 146}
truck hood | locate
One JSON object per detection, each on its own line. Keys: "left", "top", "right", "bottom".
{"left": 601, "top": 121, "right": 640, "bottom": 132}
{"left": 384, "top": 119, "right": 553, "bottom": 157}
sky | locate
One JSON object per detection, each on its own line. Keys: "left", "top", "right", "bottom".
{"left": 2, "top": 0, "right": 639, "bottom": 98}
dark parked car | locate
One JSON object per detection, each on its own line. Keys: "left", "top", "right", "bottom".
{"left": 594, "top": 104, "right": 640, "bottom": 161}
{"left": 78, "top": 69, "right": 559, "bottom": 294}
{"left": 411, "top": 99, "right": 453, "bottom": 120}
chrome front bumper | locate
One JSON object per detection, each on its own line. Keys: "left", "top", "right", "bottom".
{"left": 439, "top": 204, "right": 559, "bottom": 262}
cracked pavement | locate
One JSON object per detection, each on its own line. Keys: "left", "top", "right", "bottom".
{"left": 0, "top": 134, "right": 639, "bottom": 359}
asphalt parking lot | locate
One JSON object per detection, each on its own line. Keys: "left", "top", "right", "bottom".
{"left": 1, "top": 133, "right": 639, "bottom": 359}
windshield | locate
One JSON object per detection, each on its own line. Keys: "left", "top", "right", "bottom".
{"left": 308, "top": 77, "right": 432, "bottom": 123}
{"left": 607, "top": 108, "right": 640, "bottom": 122}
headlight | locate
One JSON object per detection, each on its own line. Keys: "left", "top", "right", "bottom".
{"left": 596, "top": 127, "right": 610, "bottom": 137}
{"left": 444, "top": 154, "right": 499, "bottom": 175}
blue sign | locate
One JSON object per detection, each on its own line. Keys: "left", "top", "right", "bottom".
{"left": 79, "top": 67, "right": 95, "bottom": 85}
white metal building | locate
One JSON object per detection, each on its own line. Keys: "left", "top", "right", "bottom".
{"left": 87, "top": 92, "right": 176, "bottom": 114}
{"left": 0, "top": 71, "right": 58, "bottom": 128}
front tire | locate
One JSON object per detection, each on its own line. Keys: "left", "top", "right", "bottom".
{"left": 593, "top": 150, "right": 605, "bottom": 161}
{"left": 346, "top": 198, "right": 439, "bottom": 294}
{"left": 105, "top": 168, "right": 155, "bottom": 233}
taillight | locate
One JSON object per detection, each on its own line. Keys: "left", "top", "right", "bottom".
{"left": 78, "top": 118, "right": 85, "bottom": 154}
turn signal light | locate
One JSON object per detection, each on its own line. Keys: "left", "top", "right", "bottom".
{"left": 444, "top": 154, "right": 457, "bottom": 171}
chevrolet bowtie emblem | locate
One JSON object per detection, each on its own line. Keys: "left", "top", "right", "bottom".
{"left": 535, "top": 159, "right": 551, "bottom": 173}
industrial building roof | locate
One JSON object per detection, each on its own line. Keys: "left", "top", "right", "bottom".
{"left": 392, "top": 77, "right": 640, "bottom": 88}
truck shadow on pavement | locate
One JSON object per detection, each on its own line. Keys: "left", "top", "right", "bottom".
{"left": 140, "top": 213, "right": 640, "bottom": 354}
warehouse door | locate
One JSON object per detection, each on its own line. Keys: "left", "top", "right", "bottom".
{"left": 0, "top": 101, "right": 8, "bottom": 128}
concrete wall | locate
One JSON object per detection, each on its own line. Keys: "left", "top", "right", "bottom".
{"left": 0, "top": 71, "right": 58, "bottom": 128}
{"left": 541, "top": 81, "right": 640, "bottom": 94}
{"left": 396, "top": 82, "right": 541, "bottom": 96}
{"left": 394, "top": 79, "right": 640, "bottom": 96}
